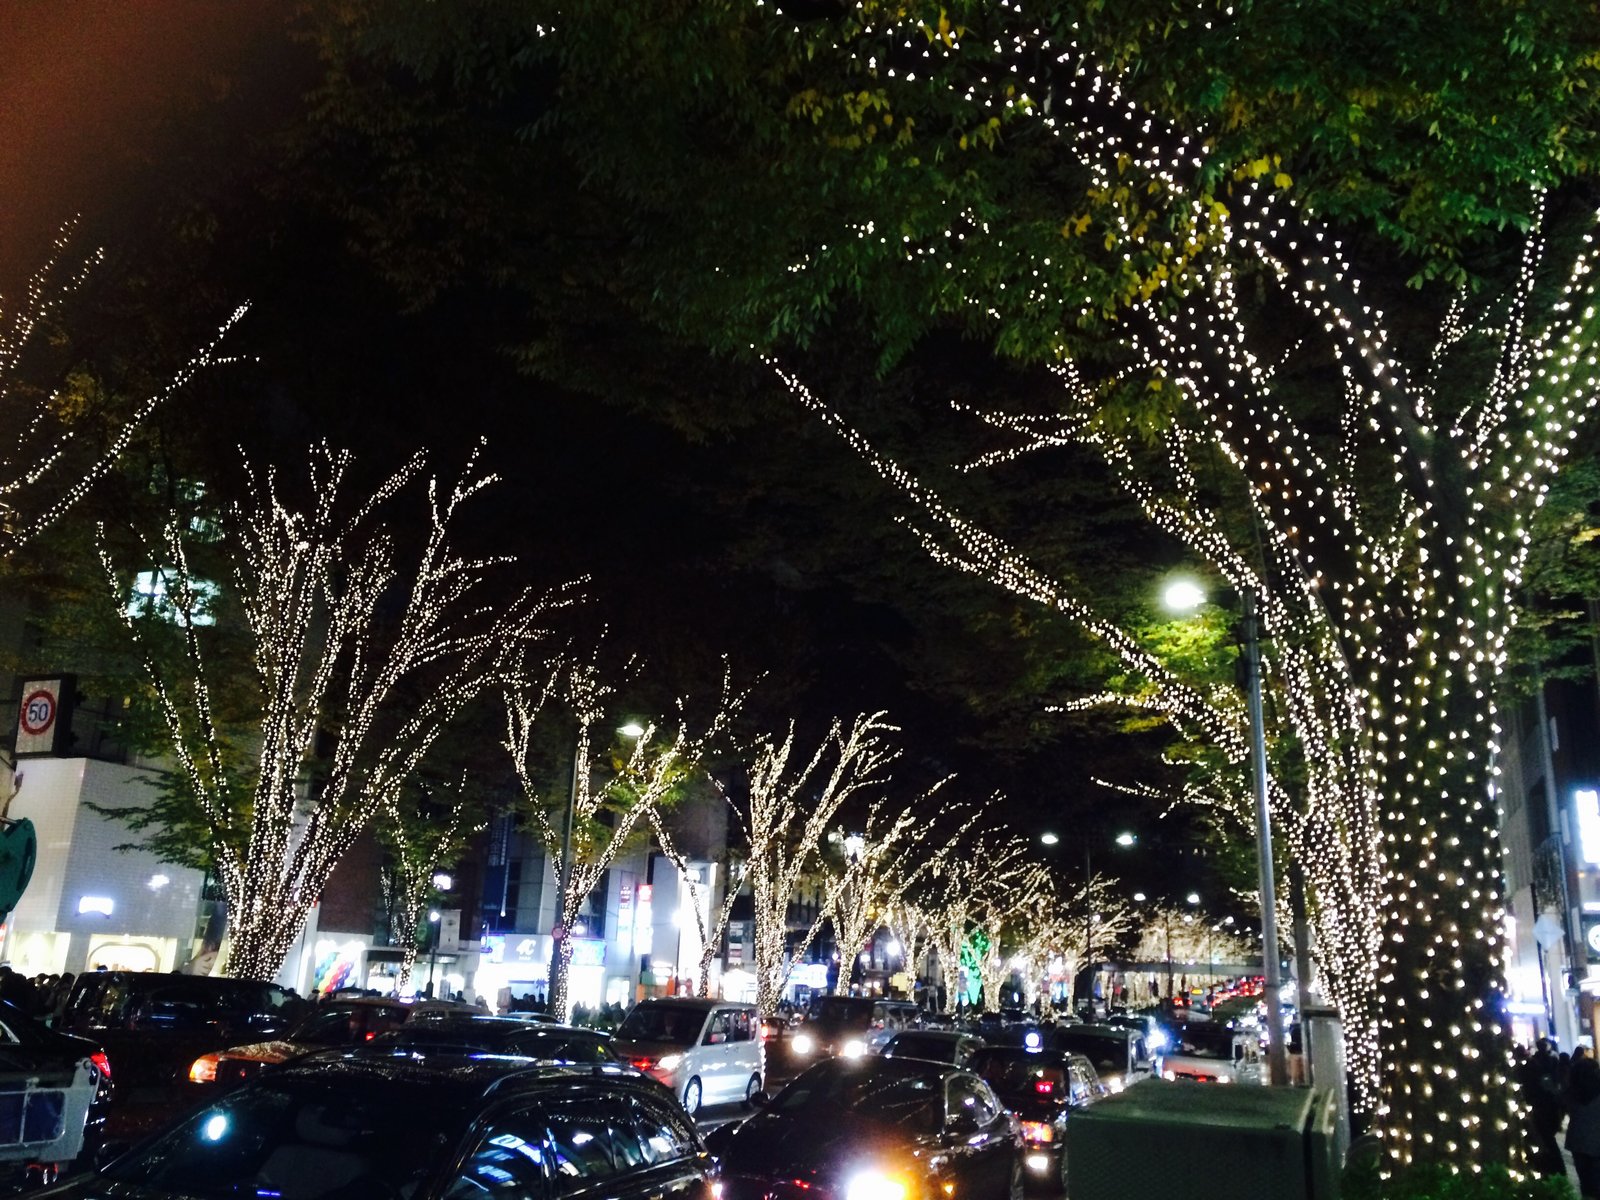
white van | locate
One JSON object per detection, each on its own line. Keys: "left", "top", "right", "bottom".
{"left": 612, "top": 997, "right": 762, "bottom": 1114}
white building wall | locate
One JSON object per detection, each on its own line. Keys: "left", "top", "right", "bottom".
{"left": 2, "top": 758, "right": 206, "bottom": 976}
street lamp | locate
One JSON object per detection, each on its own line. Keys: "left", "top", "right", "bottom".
{"left": 1163, "top": 579, "right": 1289, "bottom": 1087}
{"left": 426, "top": 909, "right": 442, "bottom": 998}
{"left": 1041, "top": 830, "right": 1133, "bottom": 1015}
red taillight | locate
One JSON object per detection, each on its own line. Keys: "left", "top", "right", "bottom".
{"left": 90, "top": 1052, "right": 111, "bottom": 1081}
{"left": 1034, "top": 1080, "right": 1054, "bottom": 1095}
{"left": 631, "top": 1057, "right": 656, "bottom": 1070}
{"left": 365, "top": 1031, "right": 376, "bottom": 1041}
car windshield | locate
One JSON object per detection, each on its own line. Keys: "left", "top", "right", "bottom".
{"left": 102, "top": 1076, "right": 458, "bottom": 1199}
{"left": 616, "top": 1005, "right": 704, "bottom": 1046}
{"left": 769, "top": 1063, "right": 941, "bottom": 1133}
{"left": 809, "top": 997, "right": 873, "bottom": 1027}
{"left": 1173, "top": 1028, "right": 1238, "bottom": 1061}
{"left": 970, "top": 1053, "right": 1067, "bottom": 1096}
{"left": 288, "top": 1006, "right": 403, "bottom": 1047}
{"left": 885, "top": 1035, "right": 958, "bottom": 1062}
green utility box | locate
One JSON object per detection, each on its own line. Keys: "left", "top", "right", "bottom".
{"left": 1066, "top": 1079, "right": 1342, "bottom": 1200}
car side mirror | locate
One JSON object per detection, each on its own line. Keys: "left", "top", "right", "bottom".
{"left": 750, "top": 1090, "right": 772, "bottom": 1108}
{"left": 94, "top": 1140, "right": 132, "bottom": 1172}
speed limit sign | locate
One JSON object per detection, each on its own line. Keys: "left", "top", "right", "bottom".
{"left": 14, "top": 676, "right": 72, "bottom": 757}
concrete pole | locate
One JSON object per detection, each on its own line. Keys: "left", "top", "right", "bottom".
{"left": 1242, "top": 587, "right": 1289, "bottom": 1086}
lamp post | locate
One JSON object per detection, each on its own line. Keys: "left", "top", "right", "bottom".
{"left": 1041, "top": 830, "right": 1133, "bottom": 1015}
{"left": 424, "top": 871, "right": 453, "bottom": 1000}
{"left": 1164, "top": 579, "right": 1289, "bottom": 1086}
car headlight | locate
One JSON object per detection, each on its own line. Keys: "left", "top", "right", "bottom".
{"left": 845, "top": 1170, "right": 909, "bottom": 1200}
{"left": 655, "top": 1054, "right": 683, "bottom": 1070}
{"left": 188, "top": 1055, "right": 219, "bottom": 1084}
{"left": 1145, "top": 1029, "right": 1169, "bottom": 1052}
{"left": 792, "top": 1033, "right": 816, "bottom": 1056}
{"left": 1102, "top": 1075, "right": 1123, "bottom": 1094}
{"left": 842, "top": 1039, "right": 868, "bottom": 1059}
{"left": 1026, "top": 1153, "right": 1051, "bottom": 1172}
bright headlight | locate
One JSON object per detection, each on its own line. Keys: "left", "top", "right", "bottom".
{"left": 655, "top": 1054, "right": 683, "bottom": 1070}
{"left": 1146, "top": 1029, "right": 1169, "bottom": 1052}
{"left": 845, "top": 1171, "right": 908, "bottom": 1200}
{"left": 1103, "top": 1075, "right": 1123, "bottom": 1094}
{"left": 842, "top": 1039, "right": 868, "bottom": 1059}
{"left": 792, "top": 1033, "right": 816, "bottom": 1056}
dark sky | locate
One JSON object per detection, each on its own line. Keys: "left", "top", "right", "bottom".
{"left": 0, "top": 3, "right": 1215, "bottom": 901}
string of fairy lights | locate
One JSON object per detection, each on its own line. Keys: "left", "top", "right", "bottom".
{"left": 106, "top": 441, "right": 561, "bottom": 982}
{"left": 750, "top": 0, "right": 1600, "bottom": 1170}
{"left": 1, "top": 225, "right": 249, "bottom": 559}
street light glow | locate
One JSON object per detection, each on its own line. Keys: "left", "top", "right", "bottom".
{"left": 619, "top": 721, "right": 646, "bottom": 738}
{"left": 431, "top": 872, "right": 453, "bottom": 891}
{"left": 1040, "top": 832, "right": 1060, "bottom": 846}
{"left": 1186, "top": 892, "right": 1201, "bottom": 905}
{"left": 1115, "top": 832, "right": 1136, "bottom": 847}
{"left": 1163, "top": 579, "right": 1207, "bottom": 612}
{"left": 1133, "top": 892, "right": 1147, "bottom": 902}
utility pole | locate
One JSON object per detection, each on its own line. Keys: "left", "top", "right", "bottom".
{"left": 1242, "top": 587, "right": 1289, "bottom": 1086}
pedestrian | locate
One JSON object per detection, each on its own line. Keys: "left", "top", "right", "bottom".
{"left": 1520, "top": 1037, "right": 1565, "bottom": 1176}
{"left": 1568, "top": 1054, "right": 1600, "bottom": 1198}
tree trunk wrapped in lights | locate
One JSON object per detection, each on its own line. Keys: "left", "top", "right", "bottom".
{"left": 2, "top": 224, "right": 245, "bottom": 562}
{"left": 504, "top": 655, "right": 742, "bottom": 1022}
{"left": 735, "top": 713, "right": 900, "bottom": 1016}
{"left": 649, "top": 812, "right": 745, "bottom": 999}
{"left": 775, "top": 185, "right": 1600, "bottom": 1162}
{"left": 920, "top": 833, "right": 1030, "bottom": 1014}
{"left": 105, "top": 440, "right": 564, "bottom": 981}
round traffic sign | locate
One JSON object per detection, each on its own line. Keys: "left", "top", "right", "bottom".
{"left": 19, "top": 690, "right": 56, "bottom": 737}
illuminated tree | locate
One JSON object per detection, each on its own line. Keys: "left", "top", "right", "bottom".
{"left": 504, "top": 654, "right": 741, "bottom": 1021}
{"left": 1, "top": 224, "right": 245, "bottom": 561}
{"left": 921, "top": 833, "right": 1031, "bottom": 1014}
{"left": 1129, "top": 905, "right": 1255, "bottom": 995}
{"left": 105, "top": 440, "right": 559, "bottom": 979}
{"left": 736, "top": 712, "right": 900, "bottom": 1016}
{"left": 820, "top": 789, "right": 961, "bottom": 994}
{"left": 377, "top": 778, "right": 482, "bottom": 994}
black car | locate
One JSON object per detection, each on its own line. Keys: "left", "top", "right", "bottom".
{"left": 791, "top": 997, "right": 917, "bottom": 1064}
{"left": 712, "top": 1056, "right": 1022, "bottom": 1200}
{"left": 879, "top": 1030, "right": 985, "bottom": 1068}
{"left": 59, "top": 972, "right": 300, "bottom": 1090}
{"left": 41, "top": 1046, "right": 714, "bottom": 1200}
{"left": 968, "top": 1047, "right": 1104, "bottom": 1193}
{"left": 1042, "top": 1025, "right": 1141, "bottom": 1091}
{"left": 374, "top": 1015, "right": 618, "bottom": 1063}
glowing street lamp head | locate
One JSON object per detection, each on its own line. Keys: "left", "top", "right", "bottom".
{"left": 1040, "top": 832, "right": 1060, "bottom": 846}
{"left": 1186, "top": 892, "right": 1201, "bottom": 905}
{"left": 619, "top": 721, "right": 646, "bottom": 739}
{"left": 1115, "top": 832, "right": 1136, "bottom": 847}
{"left": 1163, "top": 579, "right": 1207, "bottom": 613}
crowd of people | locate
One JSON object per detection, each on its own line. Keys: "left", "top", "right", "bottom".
{"left": 1518, "top": 1037, "right": 1600, "bottom": 1195}
{"left": 0, "top": 964, "right": 75, "bottom": 1024}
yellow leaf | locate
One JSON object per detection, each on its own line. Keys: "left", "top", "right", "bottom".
{"left": 1273, "top": 171, "right": 1293, "bottom": 189}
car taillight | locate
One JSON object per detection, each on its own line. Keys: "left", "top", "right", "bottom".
{"left": 189, "top": 1056, "right": 219, "bottom": 1084}
{"left": 631, "top": 1057, "right": 656, "bottom": 1070}
{"left": 90, "top": 1052, "right": 111, "bottom": 1082}
{"left": 1034, "top": 1080, "right": 1054, "bottom": 1095}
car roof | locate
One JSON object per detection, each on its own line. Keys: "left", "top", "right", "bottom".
{"left": 633, "top": 997, "right": 745, "bottom": 1012}
{"left": 810, "top": 1053, "right": 971, "bottom": 1083}
{"left": 277, "top": 1046, "right": 654, "bottom": 1099}
{"left": 890, "top": 1030, "right": 972, "bottom": 1042}
{"left": 384, "top": 1016, "right": 605, "bottom": 1040}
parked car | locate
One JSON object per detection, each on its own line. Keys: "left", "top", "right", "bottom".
{"left": 186, "top": 997, "right": 421, "bottom": 1087}
{"left": 38, "top": 1047, "right": 715, "bottom": 1200}
{"left": 880, "top": 1029, "right": 986, "bottom": 1067}
{"left": 1100, "top": 1012, "right": 1169, "bottom": 1059}
{"left": 969, "top": 1047, "right": 1104, "bottom": 1192}
{"left": 374, "top": 1015, "right": 617, "bottom": 1063}
{"left": 790, "top": 997, "right": 919, "bottom": 1063}
{"left": 0, "top": 999, "right": 112, "bottom": 1187}
{"left": 612, "top": 997, "right": 762, "bottom": 1114}
{"left": 710, "top": 1056, "right": 1022, "bottom": 1200}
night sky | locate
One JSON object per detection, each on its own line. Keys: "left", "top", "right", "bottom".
{"left": 0, "top": 3, "right": 1220, "bottom": 904}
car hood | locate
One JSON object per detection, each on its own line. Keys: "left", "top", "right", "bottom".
{"left": 722, "top": 1112, "right": 917, "bottom": 1183}
{"left": 37, "top": 1176, "right": 199, "bottom": 1199}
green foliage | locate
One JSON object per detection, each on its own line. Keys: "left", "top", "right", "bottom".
{"left": 1342, "top": 1160, "right": 1574, "bottom": 1200}
{"left": 1505, "top": 449, "right": 1600, "bottom": 694}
